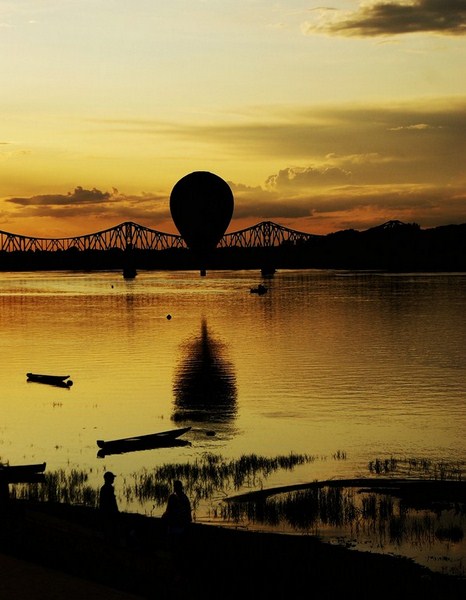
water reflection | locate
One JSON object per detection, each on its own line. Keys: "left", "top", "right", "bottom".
{"left": 172, "top": 319, "right": 237, "bottom": 426}
{"left": 222, "top": 484, "right": 466, "bottom": 578}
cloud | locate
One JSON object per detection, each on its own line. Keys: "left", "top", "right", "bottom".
{"left": 2, "top": 178, "right": 465, "bottom": 237}
{"left": 229, "top": 181, "right": 310, "bottom": 220}
{"left": 232, "top": 178, "right": 466, "bottom": 232}
{"left": 265, "top": 166, "right": 352, "bottom": 189}
{"left": 388, "top": 123, "right": 439, "bottom": 131}
{"left": 7, "top": 186, "right": 112, "bottom": 207}
{"left": 92, "top": 99, "right": 466, "bottom": 173}
{"left": 227, "top": 139, "right": 466, "bottom": 230}
{"left": 303, "top": 1, "right": 466, "bottom": 37}
{"left": 2, "top": 99, "right": 465, "bottom": 235}
{"left": 4, "top": 186, "right": 171, "bottom": 227}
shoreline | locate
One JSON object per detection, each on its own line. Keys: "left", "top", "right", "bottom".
{"left": 1, "top": 500, "right": 465, "bottom": 599}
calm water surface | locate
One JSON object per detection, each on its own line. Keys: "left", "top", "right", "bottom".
{"left": 1, "top": 270, "right": 465, "bottom": 574}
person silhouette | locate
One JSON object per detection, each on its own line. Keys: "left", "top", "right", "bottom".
{"left": 162, "top": 480, "right": 192, "bottom": 543}
{"left": 99, "top": 471, "right": 119, "bottom": 541}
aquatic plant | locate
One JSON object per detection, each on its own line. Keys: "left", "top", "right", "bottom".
{"left": 435, "top": 524, "right": 464, "bottom": 543}
{"left": 127, "top": 451, "right": 318, "bottom": 510}
{"left": 368, "top": 456, "right": 464, "bottom": 480}
{"left": 219, "top": 486, "right": 360, "bottom": 531}
{"left": 10, "top": 451, "right": 318, "bottom": 511}
{"left": 220, "top": 485, "right": 465, "bottom": 566}
{"left": 10, "top": 468, "right": 99, "bottom": 506}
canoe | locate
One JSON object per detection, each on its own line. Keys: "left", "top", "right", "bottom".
{"left": 27, "top": 373, "right": 73, "bottom": 387}
{"left": 97, "top": 437, "right": 191, "bottom": 458}
{"left": 250, "top": 285, "right": 267, "bottom": 295}
{"left": 96, "top": 427, "right": 192, "bottom": 451}
{"left": 27, "top": 373, "right": 70, "bottom": 382}
{"left": 0, "top": 462, "right": 46, "bottom": 483}
{"left": 0, "top": 462, "right": 46, "bottom": 474}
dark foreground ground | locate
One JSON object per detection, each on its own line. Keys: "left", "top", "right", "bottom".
{"left": 1, "top": 500, "right": 465, "bottom": 600}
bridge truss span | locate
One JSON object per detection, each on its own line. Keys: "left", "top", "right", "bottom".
{"left": 0, "top": 222, "right": 187, "bottom": 253}
{"left": 220, "top": 221, "right": 316, "bottom": 248}
{"left": 0, "top": 220, "right": 316, "bottom": 253}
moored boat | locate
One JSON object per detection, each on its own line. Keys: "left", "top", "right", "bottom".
{"left": 250, "top": 284, "right": 267, "bottom": 295}
{"left": 96, "top": 427, "right": 192, "bottom": 456}
{"left": 27, "top": 373, "right": 73, "bottom": 387}
{"left": 0, "top": 462, "right": 46, "bottom": 483}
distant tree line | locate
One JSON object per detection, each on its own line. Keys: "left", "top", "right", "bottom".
{"left": 0, "top": 220, "right": 465, "bottom": 272}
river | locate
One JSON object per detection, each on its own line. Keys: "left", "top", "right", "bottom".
{"left": 1, "top": 269, "right": 465, "bottom": 575}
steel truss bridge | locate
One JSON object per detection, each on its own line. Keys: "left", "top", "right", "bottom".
{"left": 0, "top": 221, "right": 316, "bottom": 253}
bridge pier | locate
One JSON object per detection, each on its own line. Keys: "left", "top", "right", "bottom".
{"left": 123, "top": 265, "right": 137, "bottom": 279}
{"left": 261, "top": 266, "right": 276, "bottom": 278}
{"left": 123, "top": 237, "right": 137, "bottom": 279}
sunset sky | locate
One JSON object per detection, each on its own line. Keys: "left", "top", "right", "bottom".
{"left": 1, "top": 0, "right": 465, "bottom": 238}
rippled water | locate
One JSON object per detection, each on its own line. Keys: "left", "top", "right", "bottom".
{"left": 1, "top": 269, "right": 465, "bottom": 574}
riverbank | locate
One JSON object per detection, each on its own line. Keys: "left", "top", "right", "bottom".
{"left": 0, "top": 552, "right": 141, "bottom": 600}
{"left": 1, "top": 500, "right": 464, "bottom": 600}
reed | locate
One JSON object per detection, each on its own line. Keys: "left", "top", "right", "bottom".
{"left": 10, "top": 468, "right": 99, "bottom": 506}
{"left": 10, "top": 451, "right": 317, "bottom": 511}
{"left": 436, "top": 525, "right": 464, "bottom": 543}
{"left": 8, "top": 452, "right": 465, "bottom": 577}
{"left": 220, "top": 486, "right": 359, "bottom": 531}
{"left": 368, "top": 456, "right": 464, "bottom": 480}
{"left": 220, "top": 485, "right": 464, "bottom": 561}
{"left": 127, "top": 451, "right": 318, "bottom": 509}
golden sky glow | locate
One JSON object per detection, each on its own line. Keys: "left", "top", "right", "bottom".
{"left": 1, "top": 0, "right": 465, "bottom": 238}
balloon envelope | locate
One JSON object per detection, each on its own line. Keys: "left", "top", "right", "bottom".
{"left": 170, "top": 171, "right": 234, "bottom": 255}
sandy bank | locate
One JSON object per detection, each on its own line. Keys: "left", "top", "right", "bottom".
{"left": 1, "top": 501, "right": 464, "bottom": 600}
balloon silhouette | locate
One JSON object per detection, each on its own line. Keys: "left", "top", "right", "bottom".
{"left": 170, "top": 171, "right": 234, "bottom": 259}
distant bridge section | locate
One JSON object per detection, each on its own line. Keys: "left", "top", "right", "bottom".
{"left": 0, "top": 222, "right": 185, "bottom": 253}
{"left": 221, "top": 221, "right": 316, "bottom": 248}
{"left": 0, "top": 220, "right": 316, "bottom": 252}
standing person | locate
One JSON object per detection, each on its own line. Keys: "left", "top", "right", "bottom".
{"left": 99, "top": 471, "right": 119, "bottom": 541}
{"left": 162, "top": 480, "right": 192, "bottom": 543}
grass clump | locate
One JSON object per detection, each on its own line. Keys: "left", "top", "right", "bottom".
{"left": 368, "top": 456, "right": 464, "bottom": 480}
{"left": 10, "top": 469, "right": 99, "bottom": 506}
{"left": 126, "top": 451, "right": 317, "bottom": 510}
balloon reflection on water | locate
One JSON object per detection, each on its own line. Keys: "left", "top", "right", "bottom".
{"left": 172, "top": 319, "right": 237, "bottom": 428}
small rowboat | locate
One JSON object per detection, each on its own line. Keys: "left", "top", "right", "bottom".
{"left": 96, "top": 427, "right": 192, "bottom": 456}
{"left": 0, "top": 462, "right": 46, "bottom": 484}
{"left": 250, "top": 284, "right": 267, "bottom": 295}
{"left": 27, "top": 373, "right": 73, "bottom": 387}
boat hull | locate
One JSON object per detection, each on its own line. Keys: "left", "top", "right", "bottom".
{"left": 27, "top": 373, "right": 73, "bottom": 387}
{"left": 96, "top": 427, "right": 192, "bottom": 456}
{"left": 0, "top": 462, "right": 46, "bottom": 483}
{"left": 250, "top": 286, "right": 267, "bottom": 295}
{"left": 97, "top": 438, "right": 191, "bottom": 457}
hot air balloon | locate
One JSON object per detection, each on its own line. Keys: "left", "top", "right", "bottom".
{"left": 170, "top": 171, "right": 234, "bottom": 274}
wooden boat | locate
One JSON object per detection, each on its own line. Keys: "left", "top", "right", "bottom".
{"left": 0, "top": 462, "right": 46, "bottom": 483}
{"left": 250, "top": 284, "right": 267, "bottom": 295}
{"left": 96, "top": 427, "right": 192, "bottom": 456}
{"left": 97, "top": 426, "right": 191, "bottom": 449}
{"left": 27, "top": 373, "right": 73, "bottom": 387}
